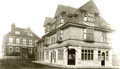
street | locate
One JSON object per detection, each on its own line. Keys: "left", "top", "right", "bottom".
{"left": 0, "top": 59, "right": 61, "bottom": 69}
{"left": 0, "top": 59, "right": 119, "bottom": 69}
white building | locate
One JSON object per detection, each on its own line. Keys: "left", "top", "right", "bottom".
{"left": 36, "top": 0, "right": 113, "bottom": 67}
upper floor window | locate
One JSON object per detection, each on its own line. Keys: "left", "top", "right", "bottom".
{"left": 15, "top": 31, "right": 20, "bottom": 35}
{"left": 83, "top": 28, "right": 94, "bottom": 42}
{"left": 51, "top": 37, "right": 55, "bottom": 44}
{"left": 83, "top": 12, "right": 95, "bottom": 26}
{"left": 57, "top": 30, "right": 63, "bottom": 41}
{"left": 102, "top": 32, "right": 107, "bottom": 42}
{"left": 16, "top": 38, "right": 20, "bottom": 44}
{"left": 9, "top": 37, "right": 13, "bottom": 44}
{"left": 23, "top": 39, "right": 26, "bottom": 45}
{"left": 29, "top": 40, "right": 32, "bottom": 45}
{"left": 44, "top": 37, "right": 49, "bottom": 46}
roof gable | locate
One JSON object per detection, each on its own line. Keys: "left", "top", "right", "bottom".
{"left": 79, "top": 0, "right": 100, "bottom": 13}
{"left": 44, "top": 17, "right": 55, "bottom": 27}
{"left": 54, "top": 4, "right": 77, "bottom": 17}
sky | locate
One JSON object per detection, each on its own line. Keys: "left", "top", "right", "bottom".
{"left": 0, "top": 0, "right": 120, "bottom": 57}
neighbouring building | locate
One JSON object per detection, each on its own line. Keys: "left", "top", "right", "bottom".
{"left": 36, "top": 0, "right": 113, "bottom": 67}
{"left": 2, "top": 24, "right": 40, "bottom": 60}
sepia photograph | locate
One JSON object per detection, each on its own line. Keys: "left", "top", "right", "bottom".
{"left": 0, "top": 0, "right": 120, "bottom": 69}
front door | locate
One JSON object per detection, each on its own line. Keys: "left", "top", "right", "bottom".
{"left": 68, "top": 49, "right": 76, "bottom": 65}
{"left": 101, "top": 52, "right": 105, "bottom": 66}
{"left": 22, "top": 48, "right": 28, "bottom": 59}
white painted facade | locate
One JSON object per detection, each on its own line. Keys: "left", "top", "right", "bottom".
{"left": 36, "top": 0, "right": 113, "bottom": 67}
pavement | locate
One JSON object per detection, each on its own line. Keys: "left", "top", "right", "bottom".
{"left": 33, "top": 61, "right": 120, "bottom": 69}
{"left": 0, "top": 59, "right": 120, "bottom": 69}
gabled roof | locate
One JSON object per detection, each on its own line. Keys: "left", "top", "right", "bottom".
{"left": 54, "top": 4, "right": 77, "bottom": 17}
{"left": 44, "top": 17, "right": 55, "bottom": 27}
{"left": 79, "top": 0, "right": 100, "bottom": 13}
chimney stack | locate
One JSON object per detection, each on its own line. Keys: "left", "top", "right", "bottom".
{"left": 11, "top": 23, "right": 15, "bottom": 31}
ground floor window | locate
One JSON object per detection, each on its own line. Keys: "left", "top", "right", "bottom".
{"left": 98, "top": 50, "right": 101, "bottom": 60}
{"left": 46, "top": 51, "right": 49, "bottom": 59}
{"left": 106, "top": 51, "right": 109, "bottom": 60}
{"left": 81, "top": 49, "right": 94, "bottom": 60}
{"left": 28, "top": 48, "right": 32, "bottom": 54}
{"left": 15, "top": 47, "right": 20, "bottom": 52}
{"left": 98, "top": 50, "right": 109, "bottom": 61}
{"left": 39, "top": 51, "right": 41, "bottom": 59}
{"left": 58, "top": 48, "right": 64, "bottom": 60}
{"left": 8, "top": 46, "right": 13, "bottom": 54}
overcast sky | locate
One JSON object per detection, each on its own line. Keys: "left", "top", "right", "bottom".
{"left": 0, "top": 0, "right": 120, "bottom": 56}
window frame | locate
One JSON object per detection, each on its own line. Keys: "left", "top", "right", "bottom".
{"left": 9, "top": 37, "right": 13, "bottom": 44}
{"left": 23, "top": 39, "right": 26, "bottom": 45}
{"left": 29, "top": 40, "right": 32, "bottom": 45}
{"left": 81, "top": 49, "right": 94, "bottom": 60}
{"left": 58, "top": 48, "right": 64, "bottom": 60}
{"left": 15, "top": 47, "right": 20, "bottom": 52}
{"left": 83, "top": 28, "right": 94, "bottom": 41}
{"left": 102, "top": 32, "right": 107, "bottom": 42}
{"left": 15, "top": 31, "right": 20, "bottom": 35}
{"left": 8, "top": 46, "right": 13, "bottom": 54}
{"left": 16, "top": 38, "right": 20, "bottom": 44}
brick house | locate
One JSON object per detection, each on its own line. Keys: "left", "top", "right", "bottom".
{"left": 36, "top": 0, "right": 113, "bottom": 67}
{"left": 2, "top": 24, "right": 40, "bottom": 60}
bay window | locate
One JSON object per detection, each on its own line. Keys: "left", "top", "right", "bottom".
{"left": 57, "top": 30, "right": 63, "bottom": 43}
{"left": 83, "top": 28, "right": 94, "bottom": 42}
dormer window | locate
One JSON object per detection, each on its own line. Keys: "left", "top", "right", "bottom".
{"left": 56, "top": 16, "right": 64, "bottom": 28}
{"left": 28, "top": 32, "right": 33, "bottom": 36}
{"left": 15, "top": 31, "right": 20, "bottom": 35}
{"left": 83, "top": 12, "right": 95, "bottom": 26}
{"left": 46, "top": 25, "right": 50, "bottom": 33}
{"left": 60, "top": 16, "right": 64, "bottom": 24}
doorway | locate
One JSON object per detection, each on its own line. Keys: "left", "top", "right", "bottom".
{"left": 22, "top": 48, "right": 28, "bottom": 59}
{"left": 68, "top": 49, "right": 76, "bottom": 65}
{"left": 101, "top": 52, "right": 105, "bottom": 66}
